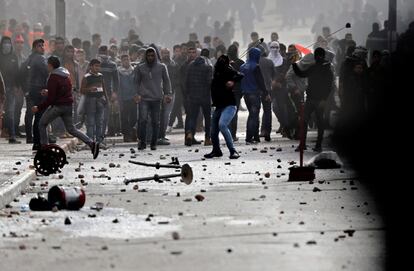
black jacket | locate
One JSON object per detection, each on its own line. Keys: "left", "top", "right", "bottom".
{"left": 0, "top": 37, "right": 19, "bottom": 88}
{"left": 211, "top": 66, "right": 244, "bottom": 108}
{"left": 185, "top": 56, "right": 213, "bottom": 101}
{"left": 292, "top": 61, "right": 334, "bottom": 101}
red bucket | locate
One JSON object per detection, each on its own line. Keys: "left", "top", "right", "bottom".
{"left": 48, "top": 186, "right": 86, "bottom": 210}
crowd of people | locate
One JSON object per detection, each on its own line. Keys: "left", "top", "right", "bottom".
{"left": 0, "top": 2, "right": 413, "bottom": 159}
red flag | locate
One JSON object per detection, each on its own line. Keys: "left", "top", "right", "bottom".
{"left": 295, "top": 44, "right": 312, "bottom": 55}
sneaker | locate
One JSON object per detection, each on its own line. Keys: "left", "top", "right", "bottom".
{"left": 157, "top": 138, "right": 170, "bottom": 145}
{"left": 192, "top": 138, "right": 202, "bottom": 145}
{"left": 232, "top": 136, "right": 239, "bottom": 142}
{"left": 229, "top": 151, "right": 240, "bottom": 159}
{"left": 166, "top": 126, "right": 173, "bottom": 134}
{"left": 48, "top": 135, "right": 57, "bottom": 144}
{"left": 174, "top": 124, "right": 184, "bottom": 129}
{"left": 185, "top": 133, "right": 192, "bottom": 146}
{"left": 204, "top": 150, "right": 223, "bottom": 158}
{"left": 138, "top": 142, "right": 147, "bottom": 150}
{"left": 9, "top": 138, "right": 21, "bottom": 144}
{"left": 150, "top": 145, "right": 157, "bottom": 151}
{"left": 245, "top": 139, "right": 256, "bottom": 145}
{"left": 93, "top": 142, "right": 100, "bottom": 159}
{"left": 264, "top": 135, "right": 271, "bottom": 142}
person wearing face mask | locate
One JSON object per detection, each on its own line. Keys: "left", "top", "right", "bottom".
{"left": 0, "top": 36, "right": 20, "bottom": 143}
{"left": 292, "top": 47, "right": 335, "bottom": 152}
{"left": 205, "top": 55, "right": 244, "bottom": 159}
{"left": 268, "top": 41, "right": 291, "bottom": 138}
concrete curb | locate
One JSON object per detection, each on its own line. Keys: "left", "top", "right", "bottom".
{"left": 0, "top": 137, "right": 80, "bottom": 208}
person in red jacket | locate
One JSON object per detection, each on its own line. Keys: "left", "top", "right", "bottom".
{"left": 32, "top": 56, "right": 100, "bottom": 159}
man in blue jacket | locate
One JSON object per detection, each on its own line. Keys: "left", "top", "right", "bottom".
{"left": 240, "top": 47, "right": 270, "bottom": 144}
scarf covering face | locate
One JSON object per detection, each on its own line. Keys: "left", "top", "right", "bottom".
{"left": 268, "top": 41, "right": 283, "bottom": 67}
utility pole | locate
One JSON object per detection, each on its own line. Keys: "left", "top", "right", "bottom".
{"left": 55, "top": 0, "right": 66, "bottom": 38}
{"left": 388, "top": 0, "right": 397, "bottom": 50}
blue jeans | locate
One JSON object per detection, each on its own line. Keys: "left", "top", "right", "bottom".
{"left": 243, "top": 93, "right": 261, "bottom": 141}
{"left": 5, "top": 88, "right": 16, "bottom": 139}
{"left": 85, "top": 97, "right": 106, "bottom": 143}
{"left": 138, "top": 100, "right": 161, "bottom": 146}
{"left": 211, "top": 106, "right": 237, "bottom": 152}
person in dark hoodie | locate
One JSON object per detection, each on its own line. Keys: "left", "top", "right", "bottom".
{"left": 134, "top": 47, "right": 172, "bottom": 151}
{"left": 31, "top": 56, "right": 99, "bottom": 159}
{"left": 205, "top": 55, "right": 244, "bottom": 160}
{"left": 227, "top": 44, "right": 245, "bottom": 141}
{"left": 240, "top": 47, "right": 270, "bottom": 144}
{"left": 0, "top": 36, "right": 20, "bottom": 143}
{"left": 292, "top": 47, "right": 334, "bottom": 152}
{"left": 184, "top": 51, "right": 213, "bottom": 147}
{"left": 26, "top": 39, "right": 49, "bottom": 150}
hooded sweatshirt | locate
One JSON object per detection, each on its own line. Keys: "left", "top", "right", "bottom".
{"left": 240, "top": 48, "right": 268, "bottom": 96}
{"left": 135, "top": 47, "right": 171, "bottom": 101}
{"left": 0, "top": 36, "right": 19, "bottom": 88}
{"left": 38, "top": 67, "right": 74, "bottom": 111}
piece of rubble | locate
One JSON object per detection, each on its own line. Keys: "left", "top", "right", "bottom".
{"left": 64, "top": 217, "right": 71, "bottom": 225}
{"left": 88, "top": 214, "right": 96, "bottom": 218}
{"left": 99, "top": 168, "right": 107, "bottom": 172}
{"left": 276, "top": 148, "right": 282, "bottom": 152}
{"left": 195, "top": 194, "right": 205, "bottom": 202}
{"left": 306, "top": 240, "right": 317, "bottom": 245}
{"left": 170, "top": 251, "right": 182, "bottom": 255}
{"left": 183, "top": 198, "right": 192, "bottom": 202}
{"left": 344, "top": 229, "right": 355, "bottom": 237}
{"left": 109, "top": 163, "right": 116, "bottom": 168}
{"left": 264, "top": 172, "right": 270, "bottom": 178}
{"left": 172, "top": 232, "right": 180, "bottom": 240}
{"left": 313, "top": 187, "right": 322, "bottom": 192}
{"left": 19, "top": 244, "right": 26, "bottom": 250}
{"left": 112, "top": 218, "right": 119, "bottom": 223}
{"left": 133, "top": 185, "right": 139, "bottom": 190}
{"left": 101, "top": 245, "right": 108, "bottom": 250}
{"left": 277, "top": 165, "right": 282, "bottom": 169}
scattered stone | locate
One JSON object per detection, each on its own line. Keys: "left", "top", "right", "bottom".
{"left": 272, "top": 233, "right": 278, "bottom": 237}
{"left": 64, "top": 217, "right": 71, "bottom": 225}
{"left": 172, "top": 232, "right": 180, "bottom": 240}
{"left": 306, "top": 240, "right": 317, "bottom": 245}
{"left": 264, "top": 172, "right": 270, "bottom": 178}
{"left": 120, "top": 189, "right": 126, "bottom": 192}
{"left": 259, "top": 195, "right": 266, "bottom": 199}
{"left": 99, "top": 168, "right": 107, "bottom": 172}
{"left": 133, "top": 185, "right": 139, "bottom": 190}
{"left": 194, "top": 149, "right": 199, "bottom": 153}
{"left": 277, "top": 165, "right": 282, "bottom": 169}
{"left": 313, "top": 187, "right": 322, "bottom": 192}
{"left": 101, "top": 245, "right": 108, "bottom": 250}
{"left": 200, "top": 189, "right": 206, "bottom": 193}
{"left": 227, "top": 248, "right": 233, "bottom": 253}
{"left": 158, "top": 221, "right": 170, "bottom": 225}
{"left": 293, "top": 243, "right": 300, "bottom": 248}
{"left": 88, "top": 214, "right": 96, "bottom": 218}
{"left": 16, "top": 161, "right": 22, "bottom": 165}
{"left": 145, "top": 217, "right": 151, "bottom": 222}
{"left": 183, "top": 198, "right": 192, "bottom": 202}
{"left": 19, "top": 244, "right": 26, "bottom": 250}
{"left": 75, "top": 168, "right": 81, "bottom": 172}
{"left": 224, "top": 162, "right": 231, "bottom": 165}
{"left": 178, "top": 212, "right": 183, "bottom": 216}
{"left": 138, "top": 189, "right": 148, "bottom": 193}
{"left": 112, "top": 218, "right": 119, "bottom": 223}
{"left": 109, "top": 163, "right": 116, "bottom": 168}
{"left": 176, "top": 192, "right": 181, "bottom": 197}
{"left": 299, "top": 221, "right": 305, "bottom": 225}
{"left": 78, "top": 174, "right": 84, "bottom": 179}
{"left": 170, "top": 251, "right": 182, "bottom": 255}
{"left": 276, "top": 148, "right": 282, "bottom": 152}
{"left": 58, "top": 175, "right": 64, "bottom": 179}
{"left": 260, "top": 149, "right": 267, "bottom": 153}
{"left": 299, "top": 202, "right": 307, "bottom": 205}
{"left": 252, "top": 148, "right": 258, "bottom": 151}
{"left": 52, "top": 246, "right": 61, "bottom": 249}
{"left": 130, "top": 148, "right": 136, "bottom": 154}
{"left": 344, "top": 230, "right": 355, "bottom": 237}
{"left": 195, "top": 195, "right": 205, "bottom": 202}
{"left": 29, "top": 182, "right": 36, "bottom": 187}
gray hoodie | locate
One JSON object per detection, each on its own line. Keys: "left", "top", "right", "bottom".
{"left": 135, "top": 47, "right": 171, "bottom": 101}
